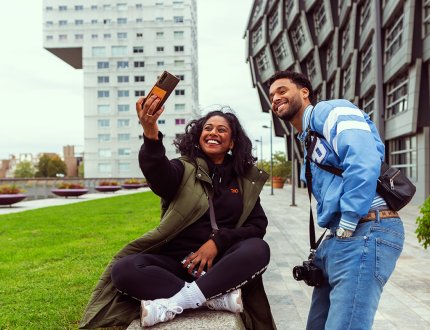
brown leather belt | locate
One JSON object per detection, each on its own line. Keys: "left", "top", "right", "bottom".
{"left": 359, "top": 210, "right": 400, "bottom": 223}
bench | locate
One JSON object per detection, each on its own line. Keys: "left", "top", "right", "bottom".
{"left": 127, "top": 309, "right": 245, "bottom": 329}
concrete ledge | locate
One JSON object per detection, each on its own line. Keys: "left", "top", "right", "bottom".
{"left": 126, "top": 309, "right": 245, "bottom": 329}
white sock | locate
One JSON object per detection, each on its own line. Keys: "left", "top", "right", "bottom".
{"left": 170, "top": 282, "right": 206, "bottom": 310}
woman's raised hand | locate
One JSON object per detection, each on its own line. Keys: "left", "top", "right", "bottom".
{"left": 136, "top": 95, "right": 165, "bottom": 140}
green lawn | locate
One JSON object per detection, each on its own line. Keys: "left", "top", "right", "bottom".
{"left": 0, "top": 192, "right": 161, "bottom": 329}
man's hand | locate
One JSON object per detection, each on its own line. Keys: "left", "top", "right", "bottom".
{"left": 183, "top": 240, "right": 218, "bottom": 277}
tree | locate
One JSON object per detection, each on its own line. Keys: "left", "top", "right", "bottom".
{"left": 271, "top": 151, "right": 292, "bottom": 179}
{"left": 14, "top": 161, "right": 35, "bottom": 178}
{"left": 35, "top": 154, "right": 67, "bottom": 177}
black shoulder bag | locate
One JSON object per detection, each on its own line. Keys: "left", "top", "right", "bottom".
{"left": 305, "top": 130, "right": 416, "bottom": 211}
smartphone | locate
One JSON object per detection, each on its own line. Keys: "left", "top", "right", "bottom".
{"left": 146, "top": 71, "right": 180, "bottom": 111}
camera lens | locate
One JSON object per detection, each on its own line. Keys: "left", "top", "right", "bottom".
{"left": 292, "top": 265, "right": 306, "bottom": 281}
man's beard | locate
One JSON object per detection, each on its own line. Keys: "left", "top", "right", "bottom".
{"left": 277, "top": 97, "right": 301, "bottom": 121}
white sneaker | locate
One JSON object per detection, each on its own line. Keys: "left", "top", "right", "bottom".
{"left": 140, "top": 298, "right": 183, "bottom": 327}
{"left": 205, "top": 289, "right": 243, "bottom": 313}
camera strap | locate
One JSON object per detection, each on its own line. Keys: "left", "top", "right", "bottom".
{"left": 304, "top": 107, "right": 326, "bottom": 252}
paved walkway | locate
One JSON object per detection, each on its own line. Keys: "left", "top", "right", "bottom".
{"left": 1, "top": 185, "right": 429, "bottom": 329}
{"left": 260, "top": 185, "right": 430, "bottom": 330}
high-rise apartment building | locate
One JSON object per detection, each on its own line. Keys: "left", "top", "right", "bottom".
{"left": 43, "top": 0, "right": 199, "bottom": 178}
{"left": 245, "top": 0, "right": 430, "bottom": 203}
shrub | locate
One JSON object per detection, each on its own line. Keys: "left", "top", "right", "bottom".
{"left": 57, "top": 183, "right": 85, "bottom": 189}
{"left": 98, "top": 180, "right": 119, "bottom": 186}
{"left": 124, "top": 178, "right": 144, "bottom": 184}
{"left": 0, "top": 184, "right": 23, "bottom": 194}
{"left": 416, "top": 195, "right": 430, "bottom": 249}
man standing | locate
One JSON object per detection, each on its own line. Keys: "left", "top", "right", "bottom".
{"left": 267, "top": 70, "right": 404, "bottom": 329}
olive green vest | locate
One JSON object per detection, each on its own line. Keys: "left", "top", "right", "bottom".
{"left": 79, "top": 157, "right": 275, "bottom": 330}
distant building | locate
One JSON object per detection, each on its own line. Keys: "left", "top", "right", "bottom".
{"left": 42, "top": 0, "right": 199, "bottom": 178}
{"left": 63, "top": 145, "right": 83, "bottom": 177}
{"left": 245, "top": 0, "right": 430, "bottom": 203}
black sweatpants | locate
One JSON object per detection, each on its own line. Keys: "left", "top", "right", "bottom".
{"left": 111, "top": 237, "right": 270, "bottom": 300}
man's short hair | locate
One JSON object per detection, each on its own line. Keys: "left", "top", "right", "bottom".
{"left": 267, "top": 70, "right": 314, "bottom": 103}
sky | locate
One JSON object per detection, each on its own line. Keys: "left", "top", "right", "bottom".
{"left": 0, "top": 0, "right": 285, "bottom": 161}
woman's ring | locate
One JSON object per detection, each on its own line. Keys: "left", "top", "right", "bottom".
{"left": 146, "top": 114, "right": 153, "bottom": 117}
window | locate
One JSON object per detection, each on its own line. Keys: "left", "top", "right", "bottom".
{"left": 98, "top": 134, "right": 110, "bottom": 142}
{"left": 362, "top": 90, "right": 375, "bottom": 121}
{"left": 117, "top": 3, "right": 127, "bottom": 11}
{"left": 103, "top": 19, "right": 111, "bottom": 24}
{"left": 92, "top": 47, "right": 106, "bottom": 56}
{"left": 175, "top": 118, "right": 186, "bottom": 125}
{"left": 385, "top": 12, "right": 404, "bottom": 62}
{"left": 98, "top": 119, "right": 110, "bottom": 128}
{"left": 46, "top": 21, "right": 53, "bottom": 26}
{"left": 134, "top": 76, "right": 145, "bottom": 82}
{"left": 97, "top": 62, "right": 109, "bottom": 70}
{"left": 117, "top": 76, "right": 129, "bottom": 83}
{"left": 135, "top": 90, "right": 145, "bottom": 96}
{"left": 136, "top": 4, "right": 142, "bottom": 9}
{"left": 272, "top": 35, "right": 288, "bottom": 64}
{"left": 118, "top": 133, "right": 130, "bottom": 141}
{"left": 174, "top": 31, "right": 184, "bottom": 38}
{"left": 360, "top": 0, "right": 371, "bottom": 32}
{"left": 59, "top": 5, "right": 67, "bottom": 11}
{"left": 74, "top": 5, "right": 83, "bottom": 10}
{"left": 75, "top": 19, "right": 83, "bottom": 25}
{"left": 306, "top": 54, "right": 316, "bottom": 81}
{"left": 75, "top": 34, "right": 84, "bottom": 40}
{"left": 104, "top": 33, "right": 112, "bottom": 39}
{"left": 59, "top": 20, "right": 68, "bottom": 26}
{"left": 252, "top": 24, "right": 263, "bottom": 47}
{"left": 117, "top": 61, "right": 129, "bottom": 69}
{"left": 118, "top": 148, "right": 131, "bottom": 156}
{"left": 103, "top": 4, "right": 111, "bottom": 10}
{"left": 46, "top": 6, "right": 53, "bottom": 11}
{"left": 156, "top": 46, "right": 164, "bottom": 52}
{"left": 174, "top": 46, "right": 184, "bottom": 52}
{"left": 314, "top": 1, "right": 327, "bottom": 34}
{"left": 156, "top": 32, "right": 164, "bottom": 38}
{"left": 425, "top": 0, "right": 430, "bottom": 36}
{"left": 361, "top": 41, "right": 372, "bottom": 81}
{"left": 176, "top": 74, "right": 185, "bottom": 80}
{"left": 97, "top": 76, "right": 109, "bottom": 83}
{"left": 137, "top": 33, "right": 143, "bottom": 38}
{"left": 118, "top": 90, "right": 129, "bottom": 97}
{"left": 256, "top": 50, "right": 269, "bottom": 73}
{"left": 326, "top": 40, "right": 334, "bottom": 71}
{"left": 59, "top": 34, "right": 68, "bottom": 40}
{"left": 46, "top": 35, "right": 53, "bottom": 41}
{"left": 285, "top": 0, "right": 294, "bottom": 14}
{"left": 136, "top": 18, "right": 143, "bottom": 23}
{"left": 343, "top": 63, "right": 352, "bottom": 94}
{"left": 175, "top": 89, "right": 185, "bottom": 96}
{"left": 174, "top": 60, "right": 185, "bottom": 66}
{"left": 268, "top": 10, "right": 279, "bottom": 34}
{"left": 119, "top": 163, "right": 131, "bottom": 171}
{"left": 156, "top": 17, "right": 164, "bottom": 22}
{"left": 118, "top": 32, "right": 127, "bottom": 39}
{"left": 386, "top": 72, "right": 408, "bottom": 118}
{"left": 327, "top": 78, "right": 336, "bottom": 99}
{"left": 97, "top": 105, "right": 110, "bottom": 113}
{"left": 92, "top": 34, "right": 98, "bottom": 39}
{"left": 117, "top": 18, "right": 127, "bottom": 24}
{"left": 91, "top": 5, "right": 98, "bottom": 10}
{"left": 157, "top": 61, "right": 165, "bottom": 66}
{"left": 174, "top": 16, "right": 184, "bottom": 23}
{"left": 134, "top": 61, "right": 145, "bottom": 68}
{"left": 292, "top": 23, "right": 306, "bottom": 49}
{"left": 388, "top": 136, "right": 417, "bottom": 180}
{"left": 98, "top": 163, "right": 111, "bottom": 173}
{"left": 118, "top": 119, "right": 130, "bottom": 127}
{"left": 175, "top": 104, "right": 185, "bottom": 111}
{"left": 98, "top": 149, "right": 112, "bottom": 158}
{"left": 158, "top": 119, "right": 166, "bottom": 124}
{"left": 91, "top": 20, "right": 98, "bottom": 25}
{"left": 133, "top": 46, "right": 144, "bottom": 53}
{"left": 118, "top": 104, "right": 130, "bottom": 112}
{"left": 173, "top": 1, "right": 184, "bottom": 4}
{"left": 98, "top": 90, "right": 109, "bottom": 98}
{"left": 112, "top": 46, "right": 127, "bottom": 56}
{"left": 341, "top": 24, "right": 350, "bottom": 53}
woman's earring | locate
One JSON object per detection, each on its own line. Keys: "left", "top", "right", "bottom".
{"left": 228, "top": 148, "right": 233, "bottom": 155}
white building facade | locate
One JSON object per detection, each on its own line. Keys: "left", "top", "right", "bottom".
{"left": 43, "top": 0, "right": 199, "bottom": 178}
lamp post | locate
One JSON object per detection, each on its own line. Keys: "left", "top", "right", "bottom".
{"left": 255, "top": 137, "right": 263, "bottom": 168}
{"left": 262, "top": 122, "right": 273, "bottom": 196}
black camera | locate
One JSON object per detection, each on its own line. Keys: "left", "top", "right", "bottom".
{"left": 292, "top": 254, "right": 325, "bottom": 287}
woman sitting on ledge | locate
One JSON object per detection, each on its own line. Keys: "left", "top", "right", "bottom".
{"left": 79, "top": 95, "right": 276, "bottom": 329}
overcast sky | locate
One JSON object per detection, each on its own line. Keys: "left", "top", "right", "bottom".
{"left": 0, "top": 0, "right": 285, "bottom": 161}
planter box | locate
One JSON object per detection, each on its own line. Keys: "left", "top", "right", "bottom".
{"left": 121, "top": 183, "right": 146, "bottom": 189}
{"left": 95, "top": 186, "right": 122, "bottom": 193}
{"left": 0, "top": 194, "right": 27, "bottom": 206}
{"left": 51, "top": 189, "right": 89, "bottom": 198}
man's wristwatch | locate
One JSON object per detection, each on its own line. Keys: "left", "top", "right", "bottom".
{"left": 336, "top": 227, "right": 353, "bottom": 238}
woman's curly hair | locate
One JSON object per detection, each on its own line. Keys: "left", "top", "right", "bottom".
{"left": 173, "top": 108, "right": 256, "bottom": 176}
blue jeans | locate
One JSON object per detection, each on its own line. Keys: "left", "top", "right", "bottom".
{"left": 306, "top": 213, "right": 404, "bottom": 330}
